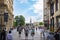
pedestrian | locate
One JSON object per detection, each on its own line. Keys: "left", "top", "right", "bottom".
{"left": 18, "top": 27, "right": 22, "bottom": 37}
{"left": 31, "top": 28, "right": 35, "bottom": 37}
{"left": 1, "top": 28, "right": 6, "bottom": 40}
{"left": 46, "top": 32, "right": 54, "bottom": 40}
{"left": 24, "top": 27, "right": 29, "bottom": 40}
{"left": 44, "top": 30, "right": 50, "bottom": 40}
{"left": 17, "top": 26, "right": 19, "bottom": 31}
{"left": 7, "top": 31, "right": 12, "bottom": 40}
{"left": 24, "top": 27, "right": 29, "bottom": 37}
{"left": 0, "top": 29, "right": 2, "bottom": 40}
{"left": 40, "top": 28, "right": 44, "bottom": 38}
{"left": 54, "top": 27, "right": 60, "bottom": 40}
{"left": 36, "top": 27, "right": 37, "bottom": 31}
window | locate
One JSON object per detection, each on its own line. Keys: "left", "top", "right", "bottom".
{"left": 50, "top": 2, "right": 54, "bottom": 16}
{"left": 4, "top": 13, "right": 8, "bottom": 22}
{"left": 55, "top": 0, "right": 58, "bottom": 11}
{"left": 50, "top": 18, "right": 54, "bottom": 26}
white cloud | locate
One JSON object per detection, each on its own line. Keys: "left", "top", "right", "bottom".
{"left": 14, "top": 0, "right": 43, "bottom": 23}
{"left": 33, "top": 0, "right": 43, "bottom": 14}
{"left": 31, "top": 15, "right": 43, "bottom": 22}
{"left": 17, "top": 0, "right": 28, "bottom": 4}
{"left": 30, "top": 0, "right": 43, "bottom": 22}
{"left": 25, "top": 0, "right": 43, "bottom": 23}
{"left": 25, "top": 15, "right": 43, "bottom": 23}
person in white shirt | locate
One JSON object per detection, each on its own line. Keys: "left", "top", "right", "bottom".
{"left": 7, "top": 31, "right": 12, "bottom": 40}
{"left": 40, "top": 28, "right": 44, "bottom": 37}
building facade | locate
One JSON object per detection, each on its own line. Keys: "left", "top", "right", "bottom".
{"left": 0, "top": 0, "right": 13, "bottom": 30}
{"left": 53, "top": 0, "right": 60, "bottom": 32}
{"left": 33, "top": 22, "right": 40, "bottom": 27}
{"left": 46, "top": 0, "right": 60, "bottom": 32}
{"left": 43, "top": 0, "right": 50, "bottom": 29}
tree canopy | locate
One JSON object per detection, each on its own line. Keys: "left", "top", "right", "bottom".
{"left": 39, "top": 22, "right": 44, "bottom": 26}
{"left": 19, "top": 15, "right": 25, "bottom": 26}
{"left": 13, "top": 15, "right": 25, "bottom": 27}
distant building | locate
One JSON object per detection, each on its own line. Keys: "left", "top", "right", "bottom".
{"left": 33, "top": 22, "right": 40, "bottom": 27}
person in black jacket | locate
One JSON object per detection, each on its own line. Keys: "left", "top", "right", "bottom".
{"left": 1, "top": 28, "right": 6, "bottom": 40}
{"left": 0, "top": 29, "right": 2, "bottom": 40}
{"left": 54, "top": 27, "right": 60, "bottom": 40}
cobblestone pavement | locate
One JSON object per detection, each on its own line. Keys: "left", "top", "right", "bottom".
{"left": 12, "top": 28, "right": 44, "bottom": 40}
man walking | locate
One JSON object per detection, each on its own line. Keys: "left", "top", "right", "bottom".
{"left": 24, "top": 27, "right": 29, "bottom": 40}
{"left": 1, "top": 28, "right": 6, "bottom": 40}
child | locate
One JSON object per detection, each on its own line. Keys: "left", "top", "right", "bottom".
{"left": 7, "top": 31, "right": 12, "bottom": 40}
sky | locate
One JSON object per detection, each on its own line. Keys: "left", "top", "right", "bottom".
{"left": 13, "top": 0, "right": 43, "bottom": 23}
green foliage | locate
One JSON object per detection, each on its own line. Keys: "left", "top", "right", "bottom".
{"left": 39, "top": 22, "right": 44, "bottom": 25}
{"left": 13, "top": 16, "right": 19, "bottom": 27}
{"left": 15, "top": 16, "right": 19, "bottom": 20}
{"left": 14, "top": 15, "right": 25, "bottom": 27}
{"left": 19, "top": 15, "right": 25, "bottom": 26}
{"left": 13, "top": 21, "right": 18, "bottom": 27}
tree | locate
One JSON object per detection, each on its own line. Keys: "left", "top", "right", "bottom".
{"left": 39, "top": 22, "right": 44, "bottom": 26}
{"left": 15, "top": 16, "right": 19, "bottom": 20}
{"left": 19, "top": 15, "right": 25, "bottom": 26}
{"left": 14, "top": 16, "right": 19, "bottom": 26}
{"left": 14, "top": 15, "right": 25, "bottom": 27}
{"left": 13, "top": 21, "right": 18, "bottom": 27}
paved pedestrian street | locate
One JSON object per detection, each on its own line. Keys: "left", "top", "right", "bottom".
{"left": 12, "top": 29, "right": 44, "bottom": 40}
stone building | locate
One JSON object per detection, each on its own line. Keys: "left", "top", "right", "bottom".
{"left": 43, "top": 0, "right": 50, "bottom": 29}
{"left": 0, "top": 0, "right": 13, "bottom": 30}
{"left": 45, "top": 0, "right": 60, "bottom": 32}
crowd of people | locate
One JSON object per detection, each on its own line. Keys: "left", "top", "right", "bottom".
{"left": 0, "top": 26, "right": 60, "bottom": 40}
{"left": 17, "top": 26, "right": 35, "bottom": 38}
{"left": 44, "top": 27, "right": 60, "bottom": 40}
{"left": 8, "top": 26, "right": 60, "bottom": 40}
{"left": 0, "top": 28, "right": 13, "bottom": 40}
